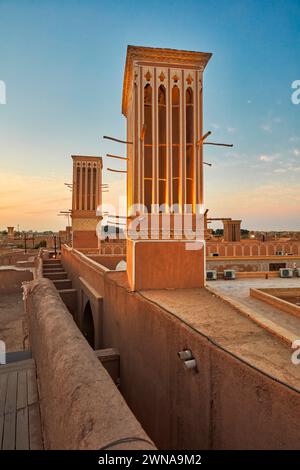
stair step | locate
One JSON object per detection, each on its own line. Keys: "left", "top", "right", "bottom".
{"left": 43, "top": 261, "right": 61, "bottom": 265}
{"left": 58, "top": 288, "right": 77, "bottom": 317}
{"left": 57, "top": 288, "right": 77, "bottom": 293}
{"left": 44, "top": 272, "right": 68, "bottom": 280}
{"left": 53, "top": 279, "right": 72, "bottom": 289}
{"left": 43, "top": 268, "right": 64, "bottom": 273}
{"left": 43, "top": 264, "right": 62, "bottom": 268}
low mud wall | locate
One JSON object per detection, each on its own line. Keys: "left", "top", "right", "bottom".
{"left": 250, "top": 288, "right": 300, "bottom": 318}
{"left": 0, "top": 251, "right": 35, "bottom": 267}
{"left": 103, "top": 273, "right": 300, "bottom": 450}
{"left": 0, "top": 268, "right": 33, "bottom": 294}
{"left": 23, "top": 277, "right": 155, "bottom": 450}
{"left": 88, "top": 254, "right": 126, "bottom": 270}
{"left": 61, "top": 245, "right": 300, "bottom": 450}
{"left": 61, "top": 245, "right": 108, "bottom": 297}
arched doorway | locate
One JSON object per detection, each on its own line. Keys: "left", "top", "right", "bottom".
{"left": 82, "top": 301, "right": 95, "bottom": 349}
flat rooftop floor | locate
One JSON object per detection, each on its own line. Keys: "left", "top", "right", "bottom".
{"left": 140, "top": 285, "right": 300, "bottom": 392}
{"left": 0, "top": 359, "right": 43, "bottom": 449}
{"left": 208, "top": 276, "right": 300, "bottom": 292}
{"left": 207, "top": 278, "right": 300, "bottom": 341}
{"left": 0, "top": 292, "right": 26, "bottom": 352}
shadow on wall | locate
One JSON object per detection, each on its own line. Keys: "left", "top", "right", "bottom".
{"left": 82, "top": 301, "right": 95, "bottom": 349}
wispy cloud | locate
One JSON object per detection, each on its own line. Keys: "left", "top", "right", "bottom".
{"left": 259, "top": 154, "right": 275, "bottom": 162}
{"left": 260, "top": 123, "right": 272, "bottom": 132}
{"left": 289, "top": 136, "right": 300, "bottom": 143}
{"left": 288, "top": 166, "right": 300, "bottom": 171}
{"left": 260, "top": 116, "right": 282, "bottom": 133}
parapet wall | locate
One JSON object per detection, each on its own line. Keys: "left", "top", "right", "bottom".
{"left": 0, "top": 268, "right": 33, "bottom": 294}
{"left": 206, "top": 240, "right": 300, "bottom": 257}
{"left": 62, "top": 245, "right": 107, "bottom": 296}
{"left": 206, "top": 256, "right": 300, "bottom": 273}
{"left": 250, "top": 287, "right": 300, "bottom": 318}
{"left": 103, "top": 274, "right": 300, "bottom": 450}
{"left": 23, "top": 277, "right": 155, "bottom": 450}
{"left": 88, "top": 254, "right": 125, "bottom": 270}
{"left": 0, "top": 251, "right": 35, "bottom": 267}
{"left": 61, "top": 245, "right": 300, "bottom": 450}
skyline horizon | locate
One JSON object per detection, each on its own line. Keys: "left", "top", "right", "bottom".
{"left": 0, "top": 0, "right": 299, "bottom": 232}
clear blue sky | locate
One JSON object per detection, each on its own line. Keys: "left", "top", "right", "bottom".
{"left": 0, "top": 0, "right": 299, "bottom": 231}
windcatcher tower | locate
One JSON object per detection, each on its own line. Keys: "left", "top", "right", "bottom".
{"left": 71, "top": 155, "right": 103, "bottom": 249}
{"left": 223, "top": 219, "right": 242, "bottom": 242}
{"left": 7, "top": 226, "right": 15, "bottom": 240}
{"left": 122, "top": 46, "right": 212, "bottom": 290}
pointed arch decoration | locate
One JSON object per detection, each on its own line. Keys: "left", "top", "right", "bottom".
{"left": 172, "top": 85, "right": 180, "bottom": 209}
{"left": 186, "top": 86, "right": 194, "bottom": 209}
{"left": 158, "top": 85, "right": 167, "bottom": 208}
{"left": 144, "top": 83, "right": 152, "bottom": 212}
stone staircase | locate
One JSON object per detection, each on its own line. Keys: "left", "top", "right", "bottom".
{"left": 41, "top": 259, "right": 120, "bottom": 384}
{"left": 42, "top": 260, "right": 77, "bottom": 318}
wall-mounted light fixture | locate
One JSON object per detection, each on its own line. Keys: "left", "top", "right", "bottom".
{"left": 178, "top": 349, "right": 198, "bottom": 372}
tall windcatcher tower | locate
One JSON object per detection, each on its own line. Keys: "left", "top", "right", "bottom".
{"left": 122, "top": 46, "right": 212, "bottom": 290}
{"left": 71, "top": 155, "right": 103, "bottom": 249}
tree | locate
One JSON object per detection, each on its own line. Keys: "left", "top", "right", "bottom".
{"left": 35, "top": 240, "right": 47, "bottom": 249}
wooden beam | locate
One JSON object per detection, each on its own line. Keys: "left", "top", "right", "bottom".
{"left": 204, "top": 142, "right": 233, "bottom": 147}
{"left": 107, "top": 168, "right": 127, "bottom": 174}
{"left": 106, "top": 154, "right": 128, "bottom": 161}
{"left": 103, "top": 135, "right": 133, "bottom": 145}
{"left": 196, "top": 130, "right": 211, "bottom": 146}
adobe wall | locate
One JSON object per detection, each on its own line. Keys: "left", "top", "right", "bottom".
{"left": 61, "top": 245, "right": 300, "bottom": 450}
{"left": 72, "top": 230, "right": 99, "bottom": 249}
{"left": 207, "top": 257, "right": 300, "bottom": 272}
{"left": 0, "top": 251, "right": 35, "bottom": 267}
{"left": 88, "top": 254, "right": 125, "bottom": 270}
{"left": 127, "top": 239, "right": 205, "bottom": 290}
{"left": 101, "top": 241, "right": 127, "bottom": 255}
{"left": 102, "top": 273, "right": 300, "bottom": 450}
{"left": 61, "top": 246, "right": 109, "bottom": 333}
{"left": 23, "top": 277, "right": 155, "bottom": 450}
{"left": 250, "top": 288, "right": 300, "bottom": 319}
{"left": 206, "top": 240, "right": 300, "bottom": 257}
{"left": 0, "top": 268, "right": 33, "bottom": 294}
{"left": 62, "top": 245, "right": 107, "bottom": 298}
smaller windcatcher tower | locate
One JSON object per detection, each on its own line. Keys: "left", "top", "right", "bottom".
{"left": 71, "top": 155, "right": 103, "bottom": 249}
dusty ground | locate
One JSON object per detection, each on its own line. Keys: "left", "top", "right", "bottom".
{"left": 0, "top": 292, "right": 27, "bottom": 351}
{"left": 208, "top": 278, "right": 300, "bottom": 338}
{"left": 141, "top": 287, "right": 300, "bottom": 391}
